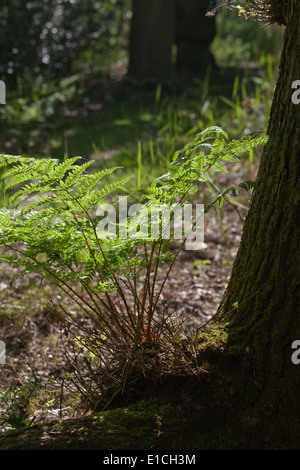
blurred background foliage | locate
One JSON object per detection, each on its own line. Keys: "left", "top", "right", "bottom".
{"left": 0, "top": 0, "right": 283, "bottom": 188}
{"left": 0, "top": 0, "right": 131, "bottom": 86}
{"left": 211, "top": 7, "right": 283, "bottom": 68}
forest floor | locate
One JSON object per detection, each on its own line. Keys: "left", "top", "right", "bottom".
{"left": 0, "top": 73, "right": 262, "bottom": 432}
{"left": 0, "top": 177, "right": 250, "bottom": 431}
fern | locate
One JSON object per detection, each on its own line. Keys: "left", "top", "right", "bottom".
{"left": 145, "top": 127, "right": 267, "bottom": 209}
{"left": 0, "top": 129, "right": 267, "bottom": 292}
{"left": 0, "top": 127, "right": 268, "bottom": 411}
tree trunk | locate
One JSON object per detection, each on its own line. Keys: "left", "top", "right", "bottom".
{"left": 217, "top": 0, "right": 300, "bottom": 420}
{"left": 128, "top": 0, "right": 176, "bottom": 81}
{"left": 175, "top": 0, "right": 216, "bottom": 74}
{"left": 127, "top": 0, "right": 216, "bottom": 81}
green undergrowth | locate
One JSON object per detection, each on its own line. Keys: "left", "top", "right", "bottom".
{"left": 46, "top": 70, "right": 274, "bottom": 183}
{"left": 1, "top": 60, "right": 276, "bottom": 192}
{"left": 0, "top": 127, "right": 267, "bottom": 429}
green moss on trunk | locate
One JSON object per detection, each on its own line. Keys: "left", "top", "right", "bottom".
{"left": 217, "top": 0, "right": 300, "bottom": 410}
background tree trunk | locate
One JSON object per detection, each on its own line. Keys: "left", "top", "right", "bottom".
{"left": 127, "top": 0, "right": 216, "bottom": 81}
{"left": 218, "top": 0, "right": 300, "bottom": 421}
{"left": 175, "top": 0, "right": 216, "bottom": 74}
{"left": 128, "top": 0, "right": 176, "bottom": 81}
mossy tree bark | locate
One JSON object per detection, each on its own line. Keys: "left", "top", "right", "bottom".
{"left": 218, "top": 0, "right": 300, "bottom": 423}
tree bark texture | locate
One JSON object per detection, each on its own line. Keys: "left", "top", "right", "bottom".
{"left": 218, "top": 0, "right": 300, "bottom": 410}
